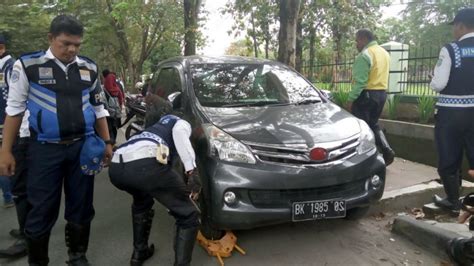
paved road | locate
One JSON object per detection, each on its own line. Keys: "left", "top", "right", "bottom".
{"left": 0, "top": 129, "right": 444, "bottom": 265}
{"left": 0, "top": 169, "right": 445, "bottom": 266}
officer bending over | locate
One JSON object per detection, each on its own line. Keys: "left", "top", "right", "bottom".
{"left": 109, "top": 94, "right": 201, "bottom": 266}
{"left": 0, "top": 15, "right": 112, "bottom": 265}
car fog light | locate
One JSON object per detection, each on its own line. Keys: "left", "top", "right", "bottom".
{"left": 224, "top": 191, "right": 237, "bottom": 205}
{"left": 371, "top": 175, "right": 381, "bottom": 187}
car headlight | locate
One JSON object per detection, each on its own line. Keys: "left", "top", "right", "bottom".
{"left": 357, "top": 119, "right": 376, "bottom": 154}
{"left": 203, "top": 124, "right": 256, "bottom": 164}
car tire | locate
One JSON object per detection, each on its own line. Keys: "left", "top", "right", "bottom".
{"left": 345, "top": 206, "right": 370, "bottom": 220}
{"left": 200, "top": 215, "right": 225, "bottom": 240}
{"left": 198, "top": 196, "right": 225, "bottom": 240}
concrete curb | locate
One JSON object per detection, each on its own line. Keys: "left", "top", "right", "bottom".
{"left": 370, "top": 181, "right": 474, "bottom": 215}
{"left": 392, "top": 216, "right": 463, "bottom": 258}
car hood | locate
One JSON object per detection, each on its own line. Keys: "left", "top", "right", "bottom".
{"left": 200, "top": 103, "right": 361, "bottom": 147}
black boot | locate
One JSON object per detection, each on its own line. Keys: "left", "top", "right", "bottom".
{"left": 26, "top": 234, "right": 50, "bottom": 266}
{"left": 374, "top": 129, "right": 395, "bottom": 166}
{"left": 65, "top": 223, "right": 91, "bottom": 266}
{"left": 130, "top": 209, "right": 155, "bottom": 266}
{"left": 434, "top": 175, "right": 462, "bottom": 214}
{"left": 0, "top": 196, "right": 29, "bottom": 258}
{"left": 447, "top": 237, "right": 474, "bottom": 265}
{"left": 174, "top": 226, "right": 198, "bottom": 266}
{"left": 0, "top": 238, "right": 28, "bottom": 258}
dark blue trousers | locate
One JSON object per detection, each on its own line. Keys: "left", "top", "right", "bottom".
{"left": 25, "top": 140, "right": 95, "bottom": 239}
{"left": 435, "top": 107, "right": 474, "bottom": 178}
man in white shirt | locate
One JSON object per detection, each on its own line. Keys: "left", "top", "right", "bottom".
{"left": 109, "top": 94, "right": 201, "bottom": 266}
{"left": 430, "top": 8, "right": 474, "bottom": 214}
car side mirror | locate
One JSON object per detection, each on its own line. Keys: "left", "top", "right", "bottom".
{"left": 168, "top": 91, "right": 182, "bottom": 110}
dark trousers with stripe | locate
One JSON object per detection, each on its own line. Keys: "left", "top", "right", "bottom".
{"left": 109, "top": 158, "right": 199, "bottom": 228}
{"left": 25, "top": 140, "right": 95, "bottom": 239}
{"left": 435, "top": 107, "right": 474, "bottom": 178}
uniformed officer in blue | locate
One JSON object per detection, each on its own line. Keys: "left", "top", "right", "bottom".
{"left": 431, "top": 8, "right": 474, "bottom": 214}
{"left": 0, "top": 15, "right": 113, "bottom": 265}
{"left": 109, "top": 94, "right": 201, "bottom": 266}
{"left": 0, "top": 34, "right": 15, "bottom": 139}
{"left": 0, "top": 34, "right": 31, "bottom": 260}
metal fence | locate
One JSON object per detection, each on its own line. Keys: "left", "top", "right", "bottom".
{"left": 301, "top": 46, "right": 440, "bottom": 96}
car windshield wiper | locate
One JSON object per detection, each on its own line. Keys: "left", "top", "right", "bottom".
{"left": 221, "top": 101, "right": 287, "bottom": 107}
{"left": 294, "top": 98, "right": 322, "bottom": 105}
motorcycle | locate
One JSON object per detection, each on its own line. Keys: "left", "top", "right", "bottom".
{"left": 121, "top": 93, "right": 146, "bottom": 140}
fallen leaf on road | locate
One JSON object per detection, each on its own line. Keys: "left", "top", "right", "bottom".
{"left": 440, "top": 260, "right": 453, "bottom": 266}
{"left": 373, "top": 212, "right": 386, "bottom": 221}
{"left": 415, "top": 250, "right": 422, "bottom": 255}
{"left": 379, "top": 258, "right": 389, "bottom": 262}
{"left": 411, "top": 208, "right": 425, "bottom": 220}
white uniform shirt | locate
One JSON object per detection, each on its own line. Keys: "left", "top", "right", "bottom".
{"left": 430, "top": 32, "right": 474, "bottom": 92}
{"left": 115, "top": 119, "right": 197, "bottom": 172}
{"left": 6, "top": 48, "right": 108, "bottom": 118}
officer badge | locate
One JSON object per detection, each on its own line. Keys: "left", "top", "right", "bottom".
{"left": 38, "top": 67, "right": 53, "bottom": 79}
{"left": 80, "top": 69, "right": 91, "bottom": 82}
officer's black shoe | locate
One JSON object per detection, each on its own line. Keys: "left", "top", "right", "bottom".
{"left": 374, "top": 129, "right": 396, "bottom": 166}
{"left": 130, "top": 209, "right": 155, "bottom": 266}
{"left": 382, "top": 149, "right": 395, "bottom": 166}
{"left": 9, "top": 229, "right": 23, "bottom": 239}
{"left": 0, "top": 238, "right": 28, "bottom": 258}
{"left": 447, "top": 237, "right": 474, "bottom": 266}
{"left": 433, "top": 194, "right": 461, "bottom": 215}
{"left": 26, "top": 234, "right": 50, "bottom": 266}
{"left": 65, "top": 223, "right": 91, "bottom": 266}
{"left": 174, "top": 226, "right": 198, "bottom": 266}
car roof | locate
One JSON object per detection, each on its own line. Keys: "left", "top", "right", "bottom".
{"left": 159, "top": 55, "right": 278, "bottom": 67}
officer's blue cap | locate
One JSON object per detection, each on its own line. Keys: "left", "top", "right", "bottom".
{"left": 449, "top": 8, "right": 474, "bottom": 25}
{"left": 0, "top": 34, "right": 5, "bottom": 44}
{"left": 80, "top": 134, "right": 106, "bottom": 176}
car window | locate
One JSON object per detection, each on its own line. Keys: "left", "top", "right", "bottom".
{"left": 191, "top": 63, "right": 320, "bottom": 107}
{"left": 150, "top": 67, "right": 182, "bottom": 98}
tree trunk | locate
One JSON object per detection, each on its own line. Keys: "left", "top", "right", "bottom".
{"left": 277, "top": 0, "right": 301, "bottom": 68}
{"left": 308, "top": 25, "right": 316, "bottom": 82}
{"left": 250, "top": 11, "right": 259, "bottom": 58}
{"left": 184, "top": 0, "right": 201, "bottom": 56}
{"left": 295, "top": 0, "right": 306, "bottom": 72}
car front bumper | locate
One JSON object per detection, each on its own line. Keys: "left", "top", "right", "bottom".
{"left": 202, "top": 149, "right": 386, "bottom": 230}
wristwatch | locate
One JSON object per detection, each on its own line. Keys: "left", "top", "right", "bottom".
{"left": 104, "top": 139, "right": 115, "bottom": 145}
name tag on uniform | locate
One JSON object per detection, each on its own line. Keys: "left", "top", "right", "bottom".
{"left": 38, "top": 79, "right": 56, "bottom": 85}
{"left": 80, "top": 69, "right": 91, "bottom": 81}
{"left": 38, "top": 67, "right": 53, "bottom": 79}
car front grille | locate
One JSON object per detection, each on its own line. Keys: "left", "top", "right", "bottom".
{"left": 243, "top": 134, "right": 360, "bottom": 166}
{"left": 248, "top": 178, "right": 367, "bottom": 208}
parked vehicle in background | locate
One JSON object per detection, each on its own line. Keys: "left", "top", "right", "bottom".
{"left": 149, "top": 56, "right": 386, "bottom": 238}
{"left": 122, "top": 93, "right": 146, "bottom": 139}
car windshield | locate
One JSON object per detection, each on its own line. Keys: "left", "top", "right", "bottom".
{"left": 191, "top": 63, "right": 321, "bottom": 107}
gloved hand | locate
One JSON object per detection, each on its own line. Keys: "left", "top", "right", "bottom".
{"left": 186, "top": 169, "right": 202, "bottom": 200}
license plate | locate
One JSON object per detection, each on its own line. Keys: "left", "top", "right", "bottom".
{"left": 292, "top": 199, "right": 346, "bottom": 221}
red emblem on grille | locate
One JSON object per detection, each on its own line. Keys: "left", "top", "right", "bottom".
{"left": 310, "top": 148, "right": 327, "bottom": 161}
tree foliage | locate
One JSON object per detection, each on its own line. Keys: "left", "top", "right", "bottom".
{"left": 0, "top": 0, "right": 203, "bottom": 90}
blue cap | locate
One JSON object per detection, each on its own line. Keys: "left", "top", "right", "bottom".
{"left": 449, "top": 8, "right": 474, "bottom": 25}
{"left": 80, "top": 134, "right": 105, "bottom": 176}
{"left": 0, "top": 34, "right": 5, "bottom": 44}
